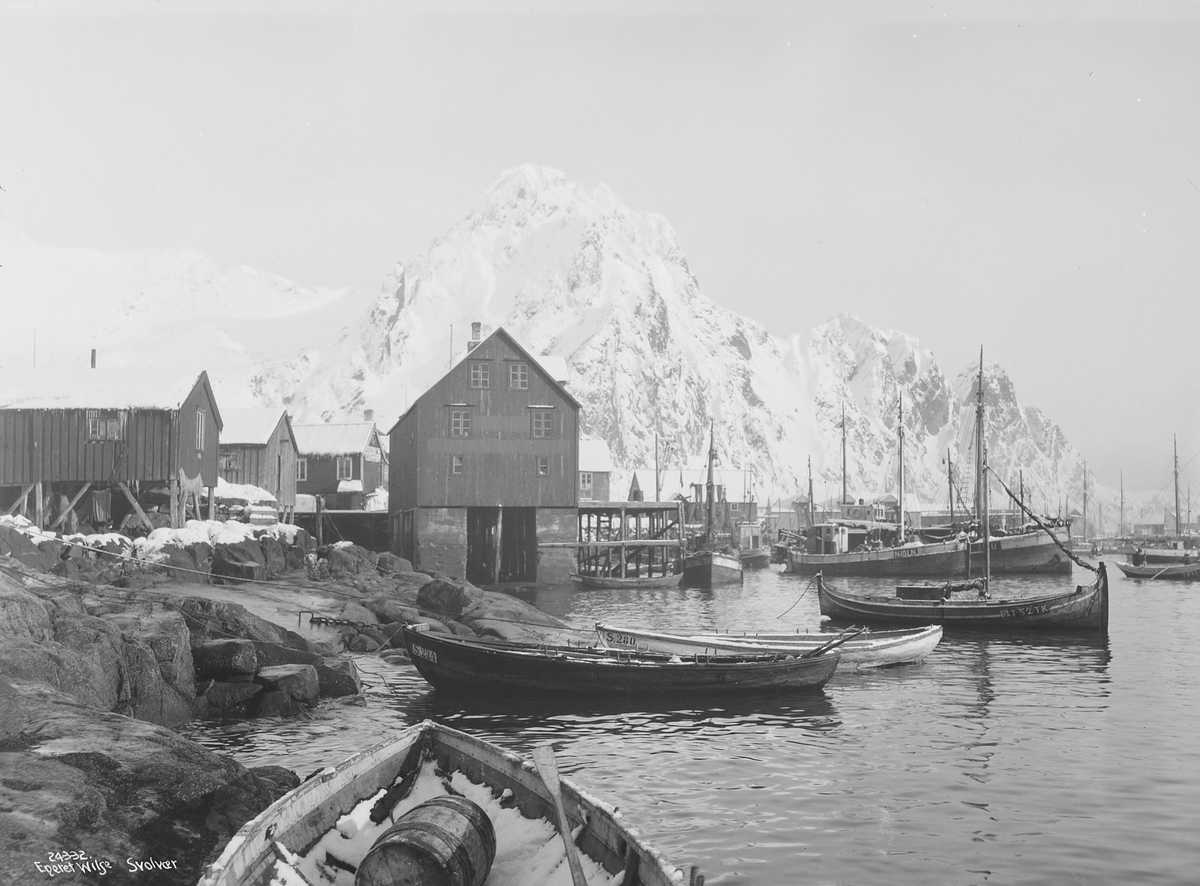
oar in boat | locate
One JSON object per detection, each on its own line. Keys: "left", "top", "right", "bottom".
{"left": 1150, "top": 565, "right": 1172, "bottom": 580}
{"left": 532, "top": 743, "right": 589, "bottom": 886}
{"left": 800, "top": 625, "right": 867, "bottom": 659}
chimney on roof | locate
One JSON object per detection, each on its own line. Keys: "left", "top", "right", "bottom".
{"left": 363, "top": 408, "right": 374, "bottom": 422}
{"left": 90, "top": 349, "right": 96, "bottom": 369}
{"left": 467, "top": 321, "right": 482, "bottom": 351}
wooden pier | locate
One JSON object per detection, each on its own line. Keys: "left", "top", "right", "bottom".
{"left": 573, "top": 501, "right": 685, "bottom": 580}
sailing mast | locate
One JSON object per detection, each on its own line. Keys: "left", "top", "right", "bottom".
{"left": 977, "top": 351, "right": 990, "bottom": 589}
{"left": 947, "top": 450, "right": 954, "bottom": 527}
{"left": 1175, "top": 434, "right": 1182, "bottom": 537}
{"left": 705, "top": 420, "right": 716, "bottom": 547}
{"left": 898, "top": 393, "right": 905, "bottom": 540}
{"left": 1120, "top": 470, "right": 1125, "bottom": 537}
{"left": 841, "top": 401, "right": 848, "bottom": 507}
{"left": 654, "top": 432, "right": 661, "bottom": 502}
{"left": 974, "top": 348, "right": 985, "bottom": 527}
{"left": 1082, "top": 458, "right": 1088, "bottom": 541}
{"left": 807, "top": 454, "right": 815, "bottom": 526}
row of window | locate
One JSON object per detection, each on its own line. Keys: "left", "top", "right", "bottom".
{"left": 85, "top": 408, "right": 208, "bottom": 450}
{"left": 448, "top": 408, "right": 556, "bottom": 438}
{"left": 448, "top": 454, "right": 551, "bottom": 476}
{"left": 469, "top": 361, "right": 529, "bottom": 390}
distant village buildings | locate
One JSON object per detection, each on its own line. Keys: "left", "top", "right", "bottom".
{"left": 388, "top": 325, "right": 579, "bottom": 584}
{"left": 0, "top": 369, "right": 222, "bottom": 531}
{"left": 578, "top": 438, "right": 614, "bottom": 502}
{"left": 217, "top": 407, "right": 299, "bottom": 520}
{"left": 292, "top": 415, "right": 389, "bottom": 512}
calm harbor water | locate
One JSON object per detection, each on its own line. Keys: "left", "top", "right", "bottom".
{"left": 186, "top": 565, "right": 1200, "bottom": 885}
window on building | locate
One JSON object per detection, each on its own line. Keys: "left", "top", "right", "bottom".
{"left": 195, "top": 409, "right": 206, "bottom": 451}
{"left": 336, "top": 456, "right": 353, "bottom": 480}
{"left": 450, "top": 454, "right": 464, "bottom": 475}
{"left": 449, "top": 409, "right": 472, "bottom": 437}
{"left": 531, "top": 409, "right": 554, "bottom": 438}
{"left": 469, "top": 362, "right": 491, "bottom": 389}
{"left": 296, "top": 458, "right": 307, "bottom": 481}
{"left": 85, "top": 409, "right": 123, "bottom": 442}
{"left": 509, "top": 362, "right": 528, "bottom": 390}
{"left": 731, "top": 502, "right": 741, "bottom": 513}
{"left": 381, "top": 463, "right": 389, "bottom": 485}
{"left": 580, "top": 471, "right": 593, "bottom": 491}
{"left": 220, "top": 452, "right": 240, "bottom": 473}
{"left": 536, "top": 456, "right": 549, "bottom": 477}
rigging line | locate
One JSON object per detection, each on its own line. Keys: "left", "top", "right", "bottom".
{"left": 775, "top": 576, "right": 816, "bottom": 619}
{"left": 986, "top": 466, "right": 1098, "bottom": 574}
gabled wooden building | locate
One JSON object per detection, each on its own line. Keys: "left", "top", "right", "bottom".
{"left": 218, "top": 407, "right": 299, "bottom": 520}
{"left": 0, "top": 369, "right": 222, "bottom": 530}
{"left": 292, "top": 416, "right": 388, "bottom": 511}
{"left": 388, "top": 326, "right": 580, "bottom": 584}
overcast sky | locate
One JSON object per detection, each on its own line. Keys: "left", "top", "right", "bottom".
{"left": 2, "top": 1, "right": 1199, "bottom": 492}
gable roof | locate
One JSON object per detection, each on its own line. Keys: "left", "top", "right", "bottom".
{"left": 293, "top": 421, "right": 384, "bottom": 458}
{"left": 579, "top": 437, "right": 615, "bottom": 473}
{"left": 389, "top": 326, "right": 580, "bottom": 433}
{"left": 219, "top": 407, "right": 296, "bottom": 450}
{"left": 0, "top": 369, "right": 223, "bottom": 429}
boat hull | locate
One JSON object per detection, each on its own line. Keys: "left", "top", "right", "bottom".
{"left": 816, "top": 564, "right": 1109, "bottom": 632}
{"left": 740, "top": 549, "right": 772, "bottom": 569}
{"left": 786, "top": 530, "right": 1072, "bottom": 577}
{"left": 197, "top": 720, "right": 688, "bottom": 886}
{"left": 680, "top": 550, "right": 743, "bottom": 587}
{"left": 401, "top": 626, "right": 838, "bottom": 694}
{"left": 595, "top": 623, "right": 943, "bottom": 669}
{"left": 571, "top": 572, "right": 682, "bottom": 589}
{"left": 1117, "top": 561, "right": 1200, "bottom": 580}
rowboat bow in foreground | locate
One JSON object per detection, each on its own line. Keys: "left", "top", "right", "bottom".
{"left": 197, "top": 719, "right": 697, "bottom": 886}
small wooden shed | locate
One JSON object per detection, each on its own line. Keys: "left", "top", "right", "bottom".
{"left": 0, "top": 369, "right": 222, "bottom": 531}
{"left": 217, "top": 407, "right": 299, "bottom": 520}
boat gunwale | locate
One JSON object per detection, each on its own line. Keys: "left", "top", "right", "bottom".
{"left": 196, "top": 719, "right": 687, "bottom": 886}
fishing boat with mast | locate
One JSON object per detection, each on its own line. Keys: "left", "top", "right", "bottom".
{"left": 816, "top": 355, "right": 1109, "bottom": 633}
{"left": 786, "top": 362, "right": 1071, "bottom": 577}
{"left": 1122, "top": 436, "right": 1199, "bottom": 565}
{"left": 680, "top": 421, "right": 743, "bottom": 587}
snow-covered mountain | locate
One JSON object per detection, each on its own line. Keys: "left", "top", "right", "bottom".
{"left": 3, "top": 168, "right": 1140, "bottom": 522}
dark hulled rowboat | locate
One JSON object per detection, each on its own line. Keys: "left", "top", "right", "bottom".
{"left": 1117, "top": 561, "right": 1200, "bottom": 581}
{"left": 571, "top": 572, "right": 682, "bottom": 589}
{"left": 401, "top": 624, "right": 839, "bottom": 694}
{"left": 198, "top": 720, "right": 695, "bottom": 886}
{"left": 816, "top": 563, "right": 1109, "bottom": 632}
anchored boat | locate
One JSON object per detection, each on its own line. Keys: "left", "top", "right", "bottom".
{"left": 816, "top": 565, "right": 1109, "bottom": 632}
{"left": 595, "top": 622, "right": 943, "bottom": 669}
{"left": 1117, "top": 561, "right": 1200, "bottom": 581}
{"left": 401, "top": 623, "right": 839, "bottom": 695}
{"left": 198, "top": 719, "right": 698, "bottom": 886}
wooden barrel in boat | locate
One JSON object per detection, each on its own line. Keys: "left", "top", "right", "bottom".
{"left": 355, "top": 795, "right": 496, "bottom": 886}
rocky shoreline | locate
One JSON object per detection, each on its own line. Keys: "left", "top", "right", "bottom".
{"left": 0, "top": 516, "right": 571, "bottom": 884}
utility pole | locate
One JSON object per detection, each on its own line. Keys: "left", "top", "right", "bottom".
{"left": 654, "top": 432, "right": 661, "bottom": 503}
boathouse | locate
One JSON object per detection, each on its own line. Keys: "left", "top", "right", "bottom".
{"left": 388, "top": 325, "right": 580, "bottom": 584}
{"left": 292, "top": 414, "right": 389, "bottom": 511}
{"left": 0, "top": 369, "right": 222, "bottom": 531}
{"left": 217, "top": 407, "right": 299, "bottom": 521}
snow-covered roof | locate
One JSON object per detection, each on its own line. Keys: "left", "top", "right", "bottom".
{"left": 219, "top": 407, "right": 289, "bottom": 446}
{"left": 0, "top": 368, "right": 215, "bottom": 414}
{"left": 579, "top": 437, "right": 615, "bottom": 473}
{"left": 293, "top": 421, "right": 381, "bottom": 457}
{"left": 215, "top": 477, "right": 277, "bottom": 503}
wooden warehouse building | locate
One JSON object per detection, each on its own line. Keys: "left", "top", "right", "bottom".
{"left": 0, "top": 369, "right": 222, "bottom": 531}
{"left": 217, "top": 407, "right": 299, "bottom": 520}
{"left": 292, "top": 416, "right": 388, "bottom": 511}
{"left": 388, "top": 325, "right": 580, "bottom": 584}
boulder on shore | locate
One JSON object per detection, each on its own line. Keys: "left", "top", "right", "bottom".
{"left": 193, "top": 638, "right": 259, "bottom": 680}
{"left": 254, "top": 664, "right": 319, "bottom": 705}
{"left": 0, "top": 678, "right": 297, "bottom": 886}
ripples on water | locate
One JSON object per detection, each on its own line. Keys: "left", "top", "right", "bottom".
{"left": 186, "top": 566, "right": 1200, "bottom": 885}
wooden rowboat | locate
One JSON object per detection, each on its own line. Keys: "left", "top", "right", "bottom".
{"left": 1116, "top": 561, "right": 1200, "bottom": 581}
{"left": 570, "top": 572, "right": 681, "bottom": 589}
{"left": 593, "top": 623, "right": 943, "bottom": 669}
{"left": 401, "top": 623, "right": 840, "bottom": 695}
{"left": 816, "top": 564, "right": 1109, "bottom": 632}
{"left": 198, "top": 719, "right": 697, "bottom": 886}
